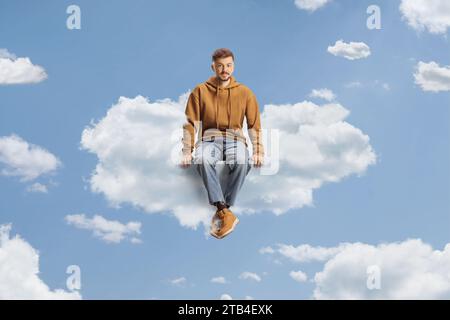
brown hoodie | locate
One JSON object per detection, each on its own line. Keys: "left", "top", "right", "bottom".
{"left": 182, "top": 75, "right": 264, "bottom": 157}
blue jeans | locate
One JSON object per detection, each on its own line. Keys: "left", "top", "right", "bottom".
{"left": 193, "top": 136, "right": 251, "bottom": 206}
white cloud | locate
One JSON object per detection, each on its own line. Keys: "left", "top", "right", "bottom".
{"left": 294, "top": 0, "right": 332, "bottom": 12}
{"left": 309, "top": 88, "right": 336, "bottom": 101}
{"left": 0, "top": 224, "right": 81, "bottom": 299}
{"left": 239, "top": 272, "right": 261, "bottom": 282}
{"left": 0, "top": 48, "right": 47, "bottom": 85}
{"left": 290, "top": 270, "right": 308, "bottom": 283}
{"left": 80, "top": 94, "right": 214, "bottom": 230}
{"left": 344, "top": 81, "right": 363, "bottom": 89}
{"left": 0, "top": 49, "right": 16, "bottom": 59}
{"left": 130, "top": 237, "right": 142, "bottom": 244}
{"left": 270, "top": 239, "right": 450, "bottom": 299}
{"left": 170, "top": 277, "right": 187, "bottom": 286}
{"left": 211, "top": 276, "right": 227, "bottom": 284}
{"left": 0, "top": 134, "right": 61, "bottom": 182}
{"left": 344, "top": 80, "right": 390, "bottom": 91}
{"left": 220, "top": 293, "right": 233, "bottom": 300}
{"left": 277, "top": 243, "right": 351, "bottom": 262}
{"left": 414, "top": 61, "right": 450, "bottom": 92}
{"left": 80, "top": 94, "right": 375, "bottom": 229}
{"left": 219, "top": 293, "right": 253, "bottom": 300}
{"left": 257, "top": 101, "right": 376, "bottom": 214}
{"left": 328, "top": 40, "right": 371, "bottom": 60}
{"left": 26, "top": 182, "right": 48, "bottom": 193}
{"left": 259, "top": 246, "right": 275, "bottom": 254}
{"left": 314, "top": 239, "right": 450, "bottom": 299}
{"left": 400, "top": 0, "right": 450, "bottom": 34}
{"left": 65, "top": 214, "right": 142, "bottom": 244}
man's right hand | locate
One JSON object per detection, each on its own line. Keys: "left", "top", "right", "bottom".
{"left": 179, "top": 153, "right": 193, "bottom": 168}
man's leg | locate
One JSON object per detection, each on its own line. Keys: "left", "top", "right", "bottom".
{"left": 223, "top": 138, "right": 251, "bottom": 207}
{"left": 193, "top": 138, "right": 226, "bottom": 206}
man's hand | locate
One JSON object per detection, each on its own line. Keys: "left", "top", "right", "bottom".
{"left": 179, "top": 153, "right": 193, "bottom": 168}
{"left": 252, "top": 153, "right": 264, "bottom": 168}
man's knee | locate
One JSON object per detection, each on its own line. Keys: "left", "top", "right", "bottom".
{"left": 227, "top": 161, "right": 249, "bottom": 173}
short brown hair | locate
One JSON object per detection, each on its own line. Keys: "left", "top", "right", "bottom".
{"left": 212, "top": 48, "right": 234, "bottom": 61}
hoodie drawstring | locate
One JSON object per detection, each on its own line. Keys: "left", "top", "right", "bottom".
{"left": 215, "top": 86, "right": 219, "bottom": 129}
{"left": 227, "top": 88, "right": 231, "bottom": 128}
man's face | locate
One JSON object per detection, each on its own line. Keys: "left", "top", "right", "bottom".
{"left": 212, "top": 56, "right": 234, "bottom": 81}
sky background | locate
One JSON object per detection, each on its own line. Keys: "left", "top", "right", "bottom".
{"left": 1, "top": 0, "right": 450, "bottom": 299}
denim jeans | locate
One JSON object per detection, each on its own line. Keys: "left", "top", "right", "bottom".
{"left": 193, "top": 136, "right": 251, "bottom": 206}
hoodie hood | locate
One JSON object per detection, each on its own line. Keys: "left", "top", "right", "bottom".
{"left": 205, "top": 75, "right": 241, "bottom": 89}
{"left": 205, "top": 75, "right": 241, "bottom": 129}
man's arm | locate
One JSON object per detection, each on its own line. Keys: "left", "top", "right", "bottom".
{"left": 245, "top": 91, "right": 264, "bottom": 158}
{"left": 182, "top": 88, "right": 200, "bottom": 156}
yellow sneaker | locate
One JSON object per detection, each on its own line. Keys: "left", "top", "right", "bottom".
{"left": 210, "top": 208, "right": 239, "bottom": 239}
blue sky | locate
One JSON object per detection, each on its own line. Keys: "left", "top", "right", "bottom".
{"left": 1, "top": 0, "right": 450, "bottom": 299}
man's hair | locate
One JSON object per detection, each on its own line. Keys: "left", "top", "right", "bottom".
{"left": 212, "top": 48, "right": 234, "bottom": 62}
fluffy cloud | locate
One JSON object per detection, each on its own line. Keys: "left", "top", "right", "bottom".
{"left": 328, "top": 40, "right": 371, "bottom": 60}
{"left": 414, "top": 61, "right": 450, "bottom": 92}
{"left": 65, "top": 214, "right": 142, "bottom": 244}
{"left": 0, "top": 48, "right": 47, "bottom": 85}
{"left": 309, "top": 88, "right": 336, "bottom": 101}
{"left": 344, "top": 80, "right": 390, "bottom": 91}
{"left": 274, "top": 243, "right": 351, "bottom": 262}
{"left": 0, "top": 49, "right": 16, "bottom": 59}
{"left": 259, "top": 246, "right": 275, "bottom": 254}
{"left": 268, "top": 239, "right": 450, "bottom": 299}
{"left": 0, "top": 224, "right": 81, "bottom": 299}
{"left": 256, "top": 101, "right": 376, "bottom": 214}
{"left": 219, "top": 293, "right": 253, "bottom": 300}
{"left": 400, "top": 0, "right": 450, "bottom": 34}
{"left": 344, "top": 81, "right": 363, "bottom": 89}
{"left": 26, "top": 182, "right": 48, "bottom": 193}
{"left": 290, "top": 270, "right": 308, "bottom": 283}
{"left": 211, "top": 276, "right": 227, "bottom": 284}
{"left": 0, "top": 134, "right": 61, "bottom": 182}
{"left": 80, "top": 93, "right": 375, "bottom": 229}
{"left": 239, "top": 272, "right": 262, "bottom": 282}
{"left": 170, "top": 277, "right": 187, "bottom": 286}
{"left": 294, "top": 0, "right": 332, "bottom": 12}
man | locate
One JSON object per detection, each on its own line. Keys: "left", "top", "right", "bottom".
{"left": 179, "top": 48, "right": 264, "bottom": 239}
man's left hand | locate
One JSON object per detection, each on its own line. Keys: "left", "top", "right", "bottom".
{"left": 252, "top": 154, "right": 264, "bottom": 168}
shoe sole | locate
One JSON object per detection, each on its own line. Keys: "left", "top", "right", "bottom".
{"left": 218, "top": 217, "right": 239, "bottom": 239}
{"left": 210, "top": 229, "right": 221, "bottom": 239}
